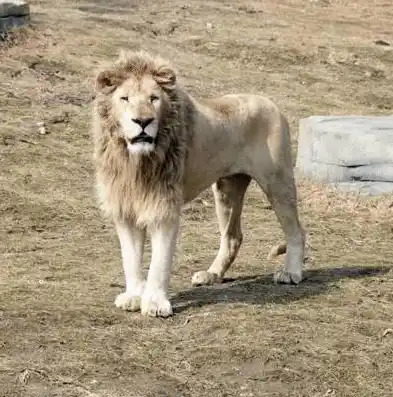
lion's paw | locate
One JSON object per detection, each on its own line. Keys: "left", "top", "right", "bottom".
{"left": 191, "top": 271, "right": 221, "bottom": 286}
{"left": 141, "top": 289, "right": 173, "bottom": 318}
{"left": 115, "top": 291, "right": 143, "bottom": 311}
{"left": 274, "top": 269, "right": 303, "bottom": 285}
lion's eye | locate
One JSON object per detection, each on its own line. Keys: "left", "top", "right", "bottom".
{"left": 150, "top": 95, "right": 159, "bottom": 103}
{"left": 120, "top": 96, "right": 129, "bottom": 102}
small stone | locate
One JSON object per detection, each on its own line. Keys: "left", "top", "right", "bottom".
{"left": 382, "top": 328, "right": 392, "bottom": 338}
{"left": 374, "top": 39, "right": 391, "bottom": 46}
{"left": 365, "top": 69, "right": 385, "bottom": 79}
{"left": 18, "top": 369, "right": 31, "bottom": 384}
{"left": 165, "top": 21, "right": 178, "bottom": 35}
{"left": 49, "top": 111, "right": 69, "bottom": 124}
{"left": 310, "top": 0, "right": 331, "bottom": 5}
{"left": 206, "top": 22, "right": 213, "bottom": 33}
{"left": 36, "top": 121, "right": 47, "bottom": 135}
{"left": 238, "top": 5, "right": 262, "bottom": 13}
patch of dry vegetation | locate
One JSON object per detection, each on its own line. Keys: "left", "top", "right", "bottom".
{"left": 1, "top": 1, "right": 393, "bottom": 396}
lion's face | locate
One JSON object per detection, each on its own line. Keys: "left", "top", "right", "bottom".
{"left": 95, "top": 51, "right": 177, "bottom": 156}
{"left": 113, "top": 76, "right": 163, "bottom": 155}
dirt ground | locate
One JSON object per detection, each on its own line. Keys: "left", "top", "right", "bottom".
{"left": 1, "top": 0, "right": 393, "bottom": 396}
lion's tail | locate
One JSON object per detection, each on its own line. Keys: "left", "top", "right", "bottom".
{"left": 267, "top": 242, "right": 287, "bottom": 259}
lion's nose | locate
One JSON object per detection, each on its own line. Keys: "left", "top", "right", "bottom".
{"left": 132, "top": 117, "right": 154, "bottom": 130}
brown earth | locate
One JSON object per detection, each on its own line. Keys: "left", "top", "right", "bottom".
{"left": 1, "top": 1, "right": 393, "bottom": 396}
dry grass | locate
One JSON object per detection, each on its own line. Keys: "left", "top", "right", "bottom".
{"left": 1, "top": 1, "right": 393, "bottom": 396}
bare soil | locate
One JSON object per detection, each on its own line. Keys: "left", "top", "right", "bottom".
{"left": 1, "top": 1, "right": 393, "bottom": 396}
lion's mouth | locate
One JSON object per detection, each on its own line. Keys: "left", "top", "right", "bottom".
{"left": 130, "top": 133, "right": 154, "bottom": 145}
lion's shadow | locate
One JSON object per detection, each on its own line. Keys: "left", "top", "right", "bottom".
{"left": 172, "top": 265, "right": 390, "bottom": 313}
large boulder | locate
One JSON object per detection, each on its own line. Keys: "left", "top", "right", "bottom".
{"left": 296, "top": 115, "right": 393, "bottom": 195}
{"left": 0, "top": 1, "right": 30, "bottom": 33}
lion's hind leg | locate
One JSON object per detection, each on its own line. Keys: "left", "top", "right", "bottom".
{"left": 254, "top": 169, "right": 305, "bottom": 285}
{"left": 192, "top": 174, "right": 251, "bottom": 286}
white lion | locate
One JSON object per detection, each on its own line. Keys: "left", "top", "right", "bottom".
{"left": 92, "top": 50, "right": 306, "bottom": 317}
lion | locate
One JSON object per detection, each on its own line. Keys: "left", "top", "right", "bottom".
{"left": 92, "top": 50, "right": 306, "bottom": 318}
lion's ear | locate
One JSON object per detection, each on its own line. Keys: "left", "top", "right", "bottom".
{"left": 154, "top": 65, "right": 176, "bottom": 90}
{"left": 95, "top": 70, "right": 115, "bottom": 92}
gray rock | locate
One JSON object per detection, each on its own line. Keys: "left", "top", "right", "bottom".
{"left": 298, "top": 158, "right": 393, "bottom": 183}
{"left": 0, "top": 1, "right": 29, "bottom": 18}
{"left": 295, "top": 159, "right": 351, "bottom": 182}
{"left": 333, "top": 181, "right": 393, "bottom": 196}
{"left": 297, "top": 116, "right": 393, "bottom": 166}
{"left": 0, "top": 1, "right": 29, "bottom": 32}
{"left": 296, "top": 116, "right": 393, "bottom": 194}
{"left": 350, "top": 163, "right": 393, "bottom": 182}
{"left": 0, "top": 14, "right": 29, "bottom": 31}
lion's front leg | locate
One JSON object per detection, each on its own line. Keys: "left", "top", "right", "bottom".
{"left": 141, "top": 216, "right": 180, "bottom": 318}
{"left": 114, "top": 220, "right": 146, "bottom": 311}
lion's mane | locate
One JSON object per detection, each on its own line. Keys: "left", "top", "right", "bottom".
{"left": 92, "top": 51, "right": 194, "bottom": 226}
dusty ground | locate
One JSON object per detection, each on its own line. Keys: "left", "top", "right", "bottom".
{"left": 1, "top": 0, "right": 393, "bottom": 396}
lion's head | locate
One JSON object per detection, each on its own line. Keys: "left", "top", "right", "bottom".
{"left": 94, "top": 50, "right": 177, "bottom": 155}
{"left": 92, "top": 50, "right": 190, "bottom": 225}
